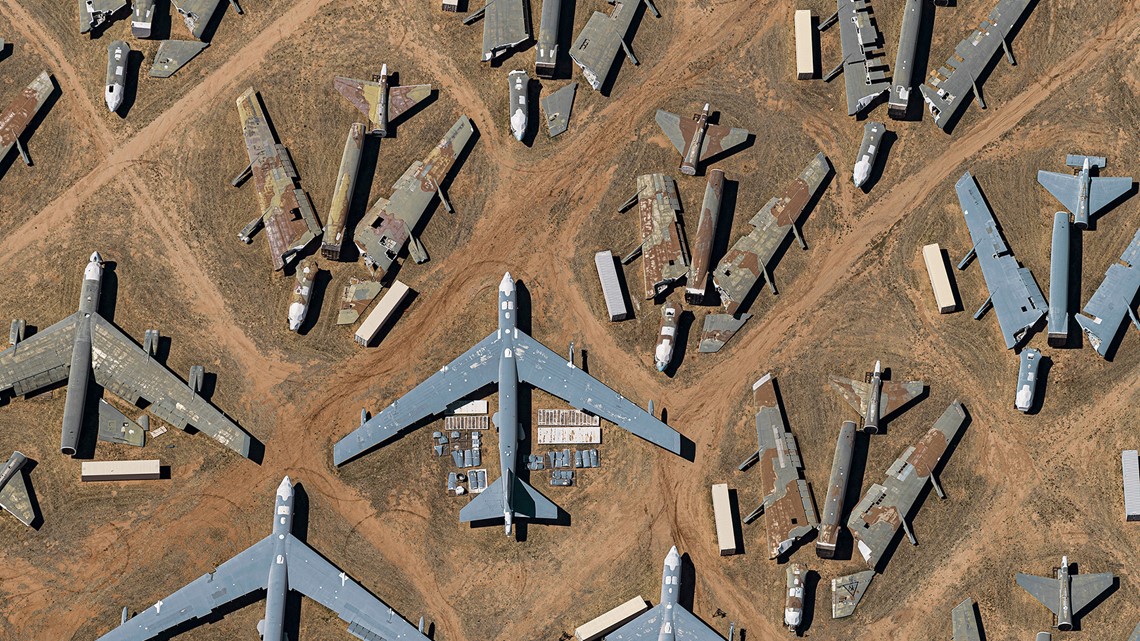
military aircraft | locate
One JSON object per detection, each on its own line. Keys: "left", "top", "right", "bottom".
{"left": 0, "top": 452, "right": 35, "bottom": 527}
{"left": 464, "top": 0, "right": 530, "bottom": 62}
{"left": 104, "top": 41, "right": 129, "bottom": 113}
{"left": 80, "top": 0, "right": 128, "bottom": 34}
{"left": 848, "top": 401, "right": 966, "bottom": 569}
{"left": 232, "top": 87, "right": 322, "bottom": 271}
{"left": 0, "top": 71, "right": 54, "bottom": 170}
{"left": 622, "top": 173, "right": 690, "bottom": 300}
{"left": 0, "top": 252, "right": 252, "bottom": 458}
{"left": 827, "top": 0, "right": 890, "bottom": 115}
{"left": 171, "top": 0, "right": 240, "bottom": 40}
{"left": 334, "top": 65, "right": 431, "bottom": 137}
{"left": 956, "top": 171, "right": 1047, "bottom": 349}
{"left": 604, "top": 546, "right": 726, "bottom": 641}
{"left": 738, "top": 373, "right": 819, "bottom": 559}
{"left": 1038, "top": 155, "right": 1133, "bottom": 229}
{"left": 1075, "top": 227, "right": 1140, "bottom": 358}
{"left": 951, "top": 598, "right": 983, "bottom": 641}
{"left": 1017, "top": 556, "right": 1114, "bottom": 630}
{"left": 655, "top": 103, "right": 750, "bottom": 176}
{"left": 95, "top": 477, "right": 431, "bottom": 641}
{"left": 570, "top": 0, "right": 660, "bottom": 91}
{"left": 829, "top": 360, "right": 924, "bottom": 433}
{"left": 334, "top": 273, "right": 682, "bottom": 537}
{"left": 354, "top": 115, "right": 474, "bottom": 280}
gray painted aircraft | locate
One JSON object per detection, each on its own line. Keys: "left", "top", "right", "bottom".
{"left": 952, "top": 598, "right": 982, "bottom": 641}
{"left": 464, "top": 0, "right": 530, "bottom": 62}
{"left": 829, "top": 360, "right": 923, "bottom": 433}
{"left": 171, "top": 0, "right": 237, "bottom": 40}
{"left": 104, "top": 40, "right": 128, "bottom": 113}
{"left": 132, "top": 0, "right": 156, "bottom": 37}
{"left": 655, "top": 103, "right": 750, "bottom": 176}
{"left": 1038, "top": 155, "right": 1133, "bottom": 229}
{"left": 956, "top": 171, "right": 1048, "bottom": 349}
{"left": 1075, "top": 227, "right": 1140, "bottom": 358}
{"left": 848, "top": 401, "right": 966, "bottom": 570}
{"left": 334, "top": 273, "right": 682, "bottom": 537}
{"left": 0, "top": 451, "right": 35, "bottom": 527}
{"left": 0, "top": 71, "right": 55, "bottom": 170}
{"left": 1017, "top": 556, "right": 1114, "bottom": 631}
{"left": 148, "top": 40, "right": 209, "bottom": 78}
{"left": 570, "top": 0, "right": 660, "bottom": 91}
{"left": 827, "top": 0, "right": 890, "bottom": 115}
{"left": 334, "top": 65, "right": 431, "bottom": 137}
{"left": 80, "top": 0, "right": 128, "bottom": 34}
{"left": 96, "top": 477, "right": 431, "bottom": 641}
{"left": 0, "top": 252, "right": 252, "bottom": 458}
{"left": 604, "top": 546, "right": 725, "bottom": 641}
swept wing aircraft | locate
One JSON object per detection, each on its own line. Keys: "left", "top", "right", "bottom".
{"left": 0, "top": 451, "right": 35, "bottom": 527}
{"left": 464, "top": 0, "right": 531, "bottom": 62}
{"left": 738, "top": 373, "right": 819, "bottom": 559}
{"left": 655, "top": 103, "right": 750, "bottom": 176}
{"left": 956, "top": 171, "right": 1047, "bottom": 349}
{"left": 830, "top": 0, "right": 890, "bottom": 115}
{"left": 354, "top": 115, "right": 474, "bottom": 280}
{"left": 605, "top": 546, "right": 725, "bottom": 641}
{"left": 233, "top": 87, "right": 322, "bottom": 271}
{"left": 334, "top": 64, "right": 431, "bottom": 137}
{"left": 1074, "top": 227, "right": 1140, "bottom": 358}
{"left": 952, "top": 598, "right": 983, "bottom": 641}
{"left": 1017, "top": 556, "right": 1114, "bottom": 631}
{"left": 847, "top": 401, "right": 966, "bottom": 570}
{"left": 829, "top": 360, "right": 923, "bottom": 433}
{"left": 570, "top": 0, "right": 660, "bottom": 91}
{"left": 0, "top": 252, "right": 252, "bottom": 458}
{"left": 95, "top": 477, "right": 431, "bottom": 641}
{"left": 1038, "top": 155, "right": 1133, "bottom": 229}
{"left": 0, "top": 71, "right": 54, "bottom": 170}
{"left": 334, "top": 273, "right": 682, "bottom": 537}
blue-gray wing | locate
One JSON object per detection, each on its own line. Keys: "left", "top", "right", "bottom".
{"left": 951, "top": 598, "right": 981, "bottom": 641}
{"left": 655, "top": 109, "right": 689, "bottom": 154}
{"left": 1037, "top": 171, "right": 1080, "bottom": 213}
{"left": 1070, "top": 573, "right": 1114, "bottom": 614}
{"left": 333, "top": 331, "right": 502, "bottom": 465}
{"left": 1075, "top": 228, "right": 1140, "bottom": 357}
{"left": 512, "top": 331, "right": 681, "bottom": 454}
{"left": 96, "top": 536, "right": 274, "bottom": 641}
{"left": 285, "top": 535, "right": 430, "bottom": 641}
{"left": 1089, "top": 176, "right": 1133, "bottom": 216}
{"left": 1015, "top": 573, "right": 1061, "bottom": 615}
{"left": 605, "top": 604, "right": 664, "bottom": 641}
{"left": 672, "top": 606, "right": 725, "bottom": 641}
{"left": 0, "top": 313, "right": 78, "bottom": 396}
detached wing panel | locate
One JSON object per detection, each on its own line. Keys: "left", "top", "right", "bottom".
{"left": 605, "top": 603, "right": 664, "bottom": 641}
{"left": 1089, "top": 177, "right": 1133, "bottom": 217}
{"left": 828, "top": 376, "right": 869, "bottom": 417}
{"left": 387, "top": 85, "right": 432, "bottom": 121}
{"left": 89, "top": 316, "right": 252, "bottom": 458}
{"left": 0, "top": 314, "right": 78, "bottom": 396}
{"left": 333, "top": 331, "right": 502, "bottom": 465}
{"left": 671, "top": 606, "right": 725, "bottom": 641}
{"left": 654, "top": 109, "right": 692, "bottom": 155}
{"left": 95, "top": 536, "right": 274, "bottom": 641}
{"left": 879, "top": 381, "right": 924, "bottom": 418}
{"left": 333, "top": 77, "right": 375, "bottom": 122}
{"left": 1015, "top": 573, "right": 1061, "bottom": 616}
{"left": 1036, "top": 171, "right": 1080, "bottom": 214}
{"left": 513, "top": 332, "right": 681, "bottom": 454}
{"left": 481, "top": 0, "right": 530, "bottom": 61}
{"left": 284, "top": 535, "right": 430, "bottom": 641}
{"left": 1070, "top": 573, "right": 1114, "bottom": 615}
{"left": 699, "top": 124, "right": 750, "bottom": 160}
{"left": 0, "top": 472, "right": 34, "bottom": 526}
{"left": 0, "top": 71, "right": 54, "bottom": 164}
{"left": 951, "top": 598, "right": 982, "bottom": 641}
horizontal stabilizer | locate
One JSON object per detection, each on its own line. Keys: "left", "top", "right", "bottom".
{"left": 458, "top": 476, "right": 560, "bottom": 523}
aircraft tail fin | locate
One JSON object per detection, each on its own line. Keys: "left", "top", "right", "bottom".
{"left": 512, "top": 476, "right": 560, "bottom": 520}
{"left": 458, "top": 475, "right": 560, "bottom": 523}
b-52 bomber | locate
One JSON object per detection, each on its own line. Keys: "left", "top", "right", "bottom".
{"left": 0, "top": 451, "right": 35, "bottom": 527}
{"left": 334, "top": 273, "right": 682, "bottom": 537}
{"left": 1038, "top": 154, "right": 1133, "bottom": 229}
{"left": 602, "top": 546, "right": 726, "bottom": 641}
{"left": 232, "top": 87, "right": 322, "bottom": 271}
{"left": 829, "top": 360, "right": 924, "bottom": 433}
{"left": 655, "top": 103, "right": 750, "bottom": 176}
{"left": 95, "top": 477, "right": 431, "bottom": 641}
{"left": 0, "top": 71, "right": 54, "bottom": 172}
{"left": 334, "top": 65, "right": 431, "bottom": 137}
{"left": 0, "top": 253, "right": 252, "bottom": 458}
{"left": 570, "top": 0, "right": 660, "bottom": 91}
{"left": 1017, "top": 556, "right": 1114, "bottom": 631}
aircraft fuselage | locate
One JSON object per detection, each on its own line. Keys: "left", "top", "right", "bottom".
{"left": 495, "top": 275, "right": 521, "bottom": 535}
{"left": 1056, "top": 555, "right": 1073, "bottom": 630}
{"left": 680, "top": 104, "right": 710, "bottom": 176}
{"left": 657, "top": 546, "right": 682, "bottom": 641}
{"left": 60, "top": 253, "right": 103, "bottom": 456}
{"left": 1074, "top": 163, "right": 1091, "bottom": 228}
{"left": 259, "top": 478, "right": 296, "bottom": 641}
{"left": 863, "top": 364, "right": 883, "bottom": 433}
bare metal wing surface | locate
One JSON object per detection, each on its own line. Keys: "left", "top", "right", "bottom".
{"left": 235, "top": 88, "right": 322, "bottom": 271}
{"left": 332, "top": 332, "right": 502, "bottom": 465}
{"left": 569, "top": 0, "right": 657, "bottom": 91}
{"left": 477, "top": 0, "right": 531, "bottom": 61}
{"left": 951, "top": 598, "right": 982, "bottom": 641}
{"left": 0, "top": 71, "right": 54, "bottom": 169}
{"left": 635, "top": 173, "right": 690, "bottom": 300}
{"left": 0, "top": 315, "right": 80, "bottom": 396}
{"left": 333, "top": 76, "right": 431, "bottom": 132}
{"left": 654, "top": 110, "right": 749, "bottom": 162}
{"left": 1015, "top": 573, "right": 1060, "bottom": 615}
{"left": 956, "top": 171, "right": 1047, "bottom": 349}
{"left": 170, "top": 0, "right": 225, "bottom": 39}
{"left": 0, "top": 452, "right": 34, "bottom": 526}
{"left": 89, "top": 316, "right": 251, "bottom": 457}
{"left": 828, "top": 377, "right": 923, "bottom": 421}
{"left": 1070, "top": 573, "right": 1115, "bottom": 614}
{"left": 1074, "top": 227, "right": 1140, "bottom": 357}
{"left": 606, "top": 604, "right": 723, "bottom": 641}
{"left": 835, "top": 0, "right": 890, "bottom": 115}
{"left": 919, "top": 0, "right": 1033, "bottom": 129}
{"left": 847, "top": 401, "right": 967, "bottom": 570}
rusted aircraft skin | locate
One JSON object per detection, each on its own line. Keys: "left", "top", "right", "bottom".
{"left": 686, "top": 168, "right": 724, "bottom": 304}
{"left": 0, "top": 71, "right": 54, "bottom": 168}
{"left": 334, "top": 67, "right": 431, "bottom": 137}
{"left": 637, "top": 173, "right": 690, "bottom": 300}
{"left": 322, "top": 123, "right": 365, "bottom": 260}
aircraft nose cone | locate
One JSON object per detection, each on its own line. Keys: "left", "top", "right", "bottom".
{"left": 381, "top": 63, "right": 388, "bottom": 77}
{"left": 665, "top": 545, "right": 680, "bottom": 567}
{"left": 499, "top": 272, "right": 515, "bottom": 294}
{"left": 277, "top": 476, "right": 293, "bottom": 499}
{"left": 89, "top": 251, "right": 103, "bottom": 264}
{"left": 105, "top": 86, "right": 122, "bottom": 113}
{"left": 656, "top": 361, "right": 667, "bottom": 372}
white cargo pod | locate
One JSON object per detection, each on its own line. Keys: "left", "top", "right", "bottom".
{"left": 355, "top": 280, "right": 411, "bottom": 346}
{"left": 81, "top": 459, "right": 161, "bottom": 482}
{"left": 794, "top": 10, "right": 815, "bottom": 80}
{"left": 922, "top": 243, "right": 957, "bottom": 313}
{"left": 574, "top": 595, "right": 649, "bottom": 641}
{"left": 711, "top": 483, "right": 737, "bottom": 555}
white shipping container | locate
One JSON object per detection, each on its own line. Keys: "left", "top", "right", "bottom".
{"left": 81, "top": 460, "right": 161, "bottom": 482}
{"left": 922, "top": 243, "right": 957, "bottom": 313}
{"left": 355, "top": 280, "right": 411, "bottom": 346}
{"left": 794, "top": 10, "right": 815, "bottom": 80}
{"left": 711, "top": 483, "right": 737, "bottom": 555}
{"left": 1123, "top": 450, "right": 1140, "bottom": 521}
{"left": 574, "top": 596, "right": 649, "bottom": 641}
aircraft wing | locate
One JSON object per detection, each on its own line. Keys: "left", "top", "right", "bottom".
{"left": 828, "top": 376, "right": 869, "bottom": 417}
{"left": 951, "top": 598, "right": 982, "bottom": 641}
{"left": 699, "top": 123, "right": 750, "bottom": 161}
{"left": 569, "top": 0, "right": 642, "bottom": 91}
{"left": 654, "top": 109, "right": 694, "bottom": 155}
{"left": 1036, "top": 171, "right": 1080, "bottom": 214}
{"left": 1089, "top": 176, "right": 1133, "bottom": 217}
{"left": 479, "top": 0, "right": 531, "bottom": 61}
{"left": 333, "top": 330, "right": 502, "bottom": 465}
{"left": 332, "top": 77, "right": 432, "bottom": 127}
{"left": 0, "top": 470, "right": 34, "bottom": 526}
{"left": 0, "top": 71, "right": 54, "bottom": 166}
{"left": 848, "top": 401, "right": 967, "bottom": 570}
{"left": 284, "top": 535, "right": 430, "bottom": 641}
{"left": 836, "top": 0, "right": 890, "bottom": 115}
{"left": 89, "top": 315, "right": 252, "bottom": 458}
{"left": 170, "top": 0, "right": 225, "bottom": 39}
{"left": 95, "top": 536, "right": 274, "bottom": 641}
{"left": 637, "top": 173, "right": 689, "bottom": 299}
{"left": 0, "top": 314, "right": 79, "bottom": 397}
{"left": 1075, "top": 227, "right": 1140, "bottom": 357}
{"left": 605, "top": 603, "right": 665, "bottom": 641}
{"left": 1015, "top": 573, "right": 1061, "bottom": 615}
{"left": 388, "top": 84, "right": 432, "bottom": 121}
{"left": 672, "top": 606, "right": 725, "bottom": 641}
{"left": 879, "top": 380, "right": 924, "bottom": 418}
{"left": 512, "top": 331, "right": 681, "bottom": 454}
{"left": 752, "top": 373, "right": 818, "bottom": 559}
{"left": 1070, "top": 572, "right": 1114, "bottom": 614}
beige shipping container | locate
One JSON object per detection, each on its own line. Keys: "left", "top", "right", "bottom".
{"left": 711, "top": 483, "right": 737, "bottom": 555}
{"left": 355, "top": 280, "right": 411, "bottom": 346}
{"left": 574, "top": 596, "right": 649, "bottom": 641}
{"left": 922, "top": 243, "right": 957, "bottom": 313}
{"left": 794, "top": 11, "right": 815, "bottom": 79}
{"left": 81, "top": 460, "right": 161, "bottom": 482}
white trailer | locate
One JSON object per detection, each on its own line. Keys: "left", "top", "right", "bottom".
{"left": 355, "top": 280, "right": 411, "bottom": 346}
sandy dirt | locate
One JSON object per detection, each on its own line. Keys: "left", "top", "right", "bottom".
{"left": 1, "top": 0, "right": 1140, "bottom": 639}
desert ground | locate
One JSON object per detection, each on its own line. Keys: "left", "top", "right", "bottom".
{"left": 1, "top": 0, "right": 1140, "bottom": 639}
